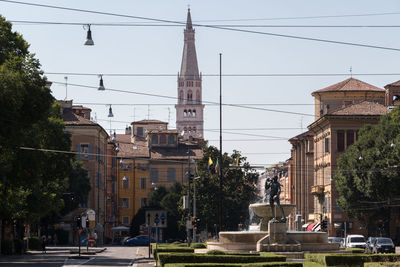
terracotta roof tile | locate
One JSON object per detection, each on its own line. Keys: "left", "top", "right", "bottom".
{"left": 115, "top": 134, "right": 149, "bottom": 158}
{"left": 131, "top": 120, "right": 168, "bottom": 125}
{"left": 312, "top": 78, "right": 384, "bottom": 94}
{"left": 329, "top": 101, "right": 389, "bottom": 116}
{"left": 385, "top": 80, "right": 400, "bottom": 87}
{"left": 62, "top": 109, "right": 97, "bottom": 126}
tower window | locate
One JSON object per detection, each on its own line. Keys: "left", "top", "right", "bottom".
{"left": 187, "top": 90, "right": 193, "bottom": 101}
{"left": 188, "top": 110, "right": 192, "bottom": 117}
{"left": 193, "top": 110, "right": 196, "bottom": 117}
{"left": 179, "top": 90, "right": 184, "bottom": 102}
{"left": 193, "top": 127, "right": 196, "bottom": 132}
{"left": 184, "top": 110, "right": 187, "bottom": 117}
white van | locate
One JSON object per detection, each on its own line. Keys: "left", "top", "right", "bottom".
{"left": 346, "top": 234, "right": 366, "bottom": 249}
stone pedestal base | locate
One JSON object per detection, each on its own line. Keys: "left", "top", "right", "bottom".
{"left": 269, "top": 221, "right": 287, "bottom": 244}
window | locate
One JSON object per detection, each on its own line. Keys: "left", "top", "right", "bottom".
{"left": 140, "top": 197, "right": 147, "bottom": 208}
{"left": 337, "top": 131, "right": 345, "bottom": 152}
{"left": 150, "top": 168, "right": 158, "bottom": 183}
{"left": 112, "top": 157, "right": 116, "bottom": 169}
{"left": 347, "top": 130, "right": 354, "bottom": 147}
{"left": 151, "top": 135, "right": 158, "bottom": 144}
{"left": 122, "top": 216, "right": 130, "bottom": 225}
{"left": 167, "top": 168, "right": 176, "bottom": 182}
{"left": 160, "top": 134, "right": 167, "bottom": 144}
{"left": 79, "top": 144, "right": 91, "bottom": 160}
{"left": 111, "top": 181, "right": 116, "bottom": 194}
{"left": 324, "top": 138, "right": 330, "bottom": 153}
{"left": 122, "top": 176, "right": 129, "bottom": 189}
{"left": 168, "top": 135, "right": 175, "bottom": 144}
{"left": 137, "top": 127, "right": 144, "bottom": 137}
{"left": 120, "top": 198, "right": 129, "bottom": 209}
{"left": 184, "top": 110, "right": 187, "bottom": 117}
{"left": 193, "top": 110, "right": 196, "bottom": 117}
{"left": 193, "top": 127, "right": 196, "bottom": 132}
{"left": 140, "top": 177, "right": 146, "bottom": 189}
{"left": 179, "top": 90, "right": 183, "bottom": 102}
{"left": 188, "top": 110, "right": 192, "bottom": 117}
{"left": 187, "top": 90, "right": 193, "bottom": 101}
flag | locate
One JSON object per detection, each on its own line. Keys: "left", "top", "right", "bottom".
{"left": 215, "top": 158, "right": 220, "bottom": 174}
{"left": 208, "top": 157, "right": 213, "bottom": 170}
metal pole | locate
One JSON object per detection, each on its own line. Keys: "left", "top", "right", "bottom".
{"left": 193, "top": 178, "right": 196, "bottom": 243}
{"left": 155, "top": 226, "right": 159, "bottom": 267}
{"left": 218, "top": 53, "right": 223, "bottom": 233}
{"left": 187, "top": 149, "right": 191, "bottom": 247}
{"left": 147, "top": 213, "right": 151, "bottom": 258}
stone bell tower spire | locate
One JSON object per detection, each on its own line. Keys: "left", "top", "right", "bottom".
{"left": 175, "top": 9, "right": 204, "bottom": 140}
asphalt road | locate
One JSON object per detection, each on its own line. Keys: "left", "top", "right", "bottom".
{"left": 0, "top": 246, "right": 155, "bottom": 267}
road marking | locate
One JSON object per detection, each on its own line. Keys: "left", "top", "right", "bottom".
{"left": 130, "top": 247, "right": 139, "bottom": 267}
{"left": 63, "top": 256, "right": 94, "bottom": 267}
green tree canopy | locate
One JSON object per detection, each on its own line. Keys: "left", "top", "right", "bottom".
{"left": 335, "top": 106, "right": 400, "bottom": 236}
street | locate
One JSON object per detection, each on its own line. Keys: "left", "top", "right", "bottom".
{"left": 0, "top": 246, "right": 155, "bottom": 267}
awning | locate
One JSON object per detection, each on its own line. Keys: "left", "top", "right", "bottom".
{"left": 307, "top": 222, "right": 317, "bottom": 232}
{"left": 302, "top": 223, "right": 310, "bottom": 229}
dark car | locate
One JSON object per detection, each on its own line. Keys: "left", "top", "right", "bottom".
{"left": 124, "top": 235, "right": 156, "bottom": 246}
{"left": 372, "top": 237, "right": 395, "bottom": 253}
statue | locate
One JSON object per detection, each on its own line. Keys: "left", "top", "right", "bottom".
{"left": 265, "top": 175, "right": 286, "bottom": 223}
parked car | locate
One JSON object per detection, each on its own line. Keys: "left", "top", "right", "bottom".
{"left": 346, "top": 234, "right": 366, "bottom": 249}
{"left": 328, "top": 237, "right": 343, "bottom": 244}
{"left": 372, "top": 237, "right": 395, "bottom": 253}
{"left": 124, "top": 235, "right": 156, "bottom": 246}
{"left": 366, "top": 237, "right": 377, "bottom": 252}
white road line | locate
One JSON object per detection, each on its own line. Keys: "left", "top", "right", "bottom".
{"left": 130, "top": 247, "right": 140, "bottom": 267}
{"left": 63, "top": 256, "right": 94, "bottom": 267}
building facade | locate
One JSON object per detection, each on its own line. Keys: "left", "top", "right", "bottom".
{"left": 175, "top": 9, "right": 205, "bottom": 140}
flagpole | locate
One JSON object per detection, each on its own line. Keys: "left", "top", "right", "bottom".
{"left": 219, "top": 53, "right": 223, "bottom": 233}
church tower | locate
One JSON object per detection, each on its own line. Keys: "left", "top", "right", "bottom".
{"left": 175, "top": 9, "right": 204, "bottom": 140}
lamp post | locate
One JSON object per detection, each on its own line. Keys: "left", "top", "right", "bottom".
{"left": 186, "top": 148, "right": 192, "bottom": 247}
{"left": 192, "top": 176, "right": 200, "bottom": 243}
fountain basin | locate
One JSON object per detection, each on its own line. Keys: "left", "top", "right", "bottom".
{"left": 208, "top": 231, "right": 268, "bottom": 252}
{"left": 249, "top": 203, "right": 296, "bottom": 221}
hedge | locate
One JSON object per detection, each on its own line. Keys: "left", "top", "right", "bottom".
{"left": 164, "top": 263, "right": 301, "bottom": 267}
{"left": 305, "top": 253, "right": 400, "bottom": 267}
{"left": 153, "top": 247, "right": 195, "bottom": 259}
{"left": 364, "top": 263, "right": 400, "bottom": 267}
{"left": 191, "top": 243, "right": 207, "bottom": 249}
{"left": 157, "top": 253, "right": 286, "bottom": 267}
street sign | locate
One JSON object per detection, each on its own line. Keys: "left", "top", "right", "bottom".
{"left": 145, "top": 210, "right": 167, "bottom": 228}
{"left": 88, "top": 237, "right": 95, "bottom": 245}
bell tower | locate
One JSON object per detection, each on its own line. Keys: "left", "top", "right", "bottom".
{"left": 175, "top": 9, "right": 204, "bottom": 140}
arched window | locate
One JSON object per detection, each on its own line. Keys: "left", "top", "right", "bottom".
{"left": 184, "top": 127, "right": 187, "bottom": 133}
{"left": 188, "top": 127, "right": 192, "bottom": 133}
{"left": 187, "top": 90, "right": 193, "bottom": 102}
{"left": 184, "top": 110, "right": 187, "bottom": 117}
{"left": 179, "top": 90, "right": 184, "bottom": 102}
{"left": 188, "top": 110, "right": 192, "bottom": 117}
{"left": 196, "top": 90, "right": 200, "bottom": 103}
{"left": 192, "top": 110, "right": 196, "bottom": 117}
{"left": 193, "top": 127, "right": 197, "bottom": 132}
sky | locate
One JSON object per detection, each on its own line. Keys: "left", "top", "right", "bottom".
{"left": 1, "top": 0, "right": 400, "bottom": 167}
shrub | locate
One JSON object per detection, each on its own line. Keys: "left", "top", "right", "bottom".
{"left": 27, "top": 236, "right": 42, "bottom": 250}
{"left": 164, "top": 263, "right": 301, "bottom": 267}
{"left": 191, "top": 243, "right": 206, "bottom": 249}
{"left": 206, "top": 250, "right": 226, "bottom": 255}
{"left": 157, "top": 253, "right": 286, "bottom": 267}
{"left": 153, "top": 247, "right": 194, "bottom": 259}
{"left": 1, "top": 239, "right": 13, "bottom": 255}
{"left": 305, "top": 253, "right": 400, "bottom": 267}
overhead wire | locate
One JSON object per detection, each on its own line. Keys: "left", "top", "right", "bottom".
{"left": 1, "top": 0, "right": 400, "bottom": 52}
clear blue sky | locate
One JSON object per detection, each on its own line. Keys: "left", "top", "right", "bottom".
{"left": 1, "top": 0, "right": 400, "bottom": 167}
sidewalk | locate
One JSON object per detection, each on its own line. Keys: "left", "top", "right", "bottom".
{"left": 26, "top": 245, "right": 107, "bottom": 255}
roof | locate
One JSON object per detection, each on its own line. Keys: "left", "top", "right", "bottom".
{"left": 72, "top": 105, "right": 91, "bottom": 111}
{"left": 63, "top": 108, "right": 97, "bottom": 126}
{"left": 115, "top": 134, "right": 149, "bottom": 158}
{"left": 329, "top": 101, "right": 388, "bottom": 116}
{"left": 148, "top": 129, "right": 180, "bottom": 134}
{"left": 385, "top": 80, "right": 400, "bottom": 87}
{"left": 289, "top": 130, "right": 314, "bottom": 142}
{"left": 312, "top": 78, "right": 384, "bottom": 94}
{"left": 308, "top": 101, "right": 388, "bottom": 129}
{"left": 150, "top": 143, "right": 203, "bottom": 160}
{"left": 131, "top": 120, "right": 168, "bottom": 125}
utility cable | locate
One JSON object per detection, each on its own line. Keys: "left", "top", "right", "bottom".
{"left": 1, "top": 0, "right": 400, "bottom": 52}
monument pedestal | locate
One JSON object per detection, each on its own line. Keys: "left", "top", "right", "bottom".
{"left": 268, "top": 221, "right": 287, "bottom": 244}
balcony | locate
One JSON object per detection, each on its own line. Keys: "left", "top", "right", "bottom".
{"left": 311, "top": 185, "right": 324, "bottom": 196}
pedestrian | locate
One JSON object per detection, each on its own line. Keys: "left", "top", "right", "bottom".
{"left": 41, "top": 235, "right": 46, "bottom": 253}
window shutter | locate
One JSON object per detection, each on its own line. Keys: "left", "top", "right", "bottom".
{"left": 76, "top": 144, "right": 81, "bottom": 160}
{"left": 88, "top": 144, "right": 93, "bottom": 160}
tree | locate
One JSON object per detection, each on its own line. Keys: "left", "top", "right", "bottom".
{"left": 196, "top": 146, "right": 259, "bottom": 232}
{"left": 0, "top": 16, "right": 79, "bottom": 234}
{"left": 335, "top": 106, "right": 400, "bottom": 236}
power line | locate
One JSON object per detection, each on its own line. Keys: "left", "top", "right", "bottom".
{"left": 45, "top": 71, "right": 400, "bottom": 77}
{"left": 8, "top": 20, "right": 400, "bottom": 28}
{"left": 1, "top": 0, "right": 400, "bottom": 52}
{"left": 51, "top": 81, "right": 314, "bottom": 117}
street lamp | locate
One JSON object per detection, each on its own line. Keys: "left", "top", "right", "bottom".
{"left": 192, "top": 176, "right": 200, "bottom": 243}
